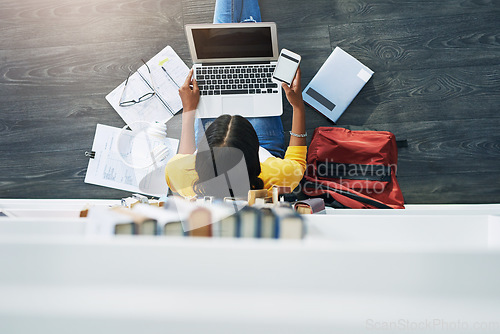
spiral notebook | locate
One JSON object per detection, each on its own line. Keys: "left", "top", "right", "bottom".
{"left": 105, "top": 45, "right": 189, "bottom": 131}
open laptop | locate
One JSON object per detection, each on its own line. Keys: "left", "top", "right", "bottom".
{"left": 185, "top": 23, "right": 282, "bottom": 118}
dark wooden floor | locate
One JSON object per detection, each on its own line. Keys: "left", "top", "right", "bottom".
{"left": 1, "top": 0, "right": 499, "bottom": 203}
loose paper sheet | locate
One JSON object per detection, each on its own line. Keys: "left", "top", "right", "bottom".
{"left": 85, "top": 124, "right": 179, "bottom": 197}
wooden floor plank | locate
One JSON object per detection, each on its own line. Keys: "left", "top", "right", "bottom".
{"left": 329, "top": 12, "right": 500, "bottom": 72}
{"left": 182, "top": 0, "right": 216, "bottom": 24}
{"left": 259, "top": 0, "right": 498, "bottom": 28}
{"left": 334, "top": 65, "right": 500, "bottom": 125}
{"left": 399, "top": 172, "right": 500, "bottom": 204}
{"left": 0, "top": 0, "right": 184, "bottom": 50}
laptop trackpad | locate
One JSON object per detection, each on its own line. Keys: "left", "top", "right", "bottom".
{"left": 222, "top": 96, "right": 253, "bottom": 117}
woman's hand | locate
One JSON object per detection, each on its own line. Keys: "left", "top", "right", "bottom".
{"left": 281, "top": 67, "right": 304, "bottom": 109}
{"left": 282, "top": 67, "right": 306, "bottom": 147}
{"left": 179, "top": 69, "right": 200, "bottom": 112}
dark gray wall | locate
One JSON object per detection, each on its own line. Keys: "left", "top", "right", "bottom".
{"left": 1, "top": 0, "right": 499, "bottom": 203}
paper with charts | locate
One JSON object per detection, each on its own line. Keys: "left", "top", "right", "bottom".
{"left": 85, "top": 124, "right": 179, "bottom": 197}
{"left": 106, "top": 45, "right": 189, "bottom": 131}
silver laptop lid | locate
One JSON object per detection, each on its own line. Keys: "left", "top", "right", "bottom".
{"left": 185, "top": 23, "right": 279, "bottom": 64}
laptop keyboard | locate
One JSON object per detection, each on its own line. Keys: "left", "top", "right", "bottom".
{"left": 194, "top": 64, "right": 279, "bottom": 96}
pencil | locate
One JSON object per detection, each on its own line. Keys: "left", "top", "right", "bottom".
{"left": 162, "top": 66, "right": 180, "bottom": 88}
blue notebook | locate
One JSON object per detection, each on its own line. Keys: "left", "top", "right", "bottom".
{"left": 302, "top": 47, "right": 373, "bottom": 123}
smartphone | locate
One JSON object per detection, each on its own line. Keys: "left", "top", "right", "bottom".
{"left": 273, "top": 48, "right": 301, "bottom": 85}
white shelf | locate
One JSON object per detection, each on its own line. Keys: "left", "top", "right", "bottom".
{"left": 0, "top": 236, "right": 499, "bottom": 334}
{"left": 1, "top": 199, "right": 500, "bottom": 333}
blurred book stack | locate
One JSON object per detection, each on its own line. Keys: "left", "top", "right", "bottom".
{"left": 85, "top": 196, "right": 308, "bottom": 239}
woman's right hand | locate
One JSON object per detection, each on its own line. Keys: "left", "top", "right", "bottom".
{"left": 281, "top": 67, "right": 304, "bottom": 109}
{"left": 179, "top": 69, "right": 200, "bottom": 112}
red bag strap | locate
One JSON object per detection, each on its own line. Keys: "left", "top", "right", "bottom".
{"left": 302, "top": 176, "right": 393, "bottom": 209}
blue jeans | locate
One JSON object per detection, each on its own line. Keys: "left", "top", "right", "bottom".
{"left": 213, "top": 0, "right": 262, "bottom": 23}
{"left": 195, "top": 0, "right": 285, "bottom": 158}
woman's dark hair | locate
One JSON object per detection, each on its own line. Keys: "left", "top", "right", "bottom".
{"left": 194, "top": 115, "right": 263, "bottom": 197}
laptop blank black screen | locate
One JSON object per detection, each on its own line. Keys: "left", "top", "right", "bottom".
{"left": 192, "top": 27, "right": 273, "bottom": 59}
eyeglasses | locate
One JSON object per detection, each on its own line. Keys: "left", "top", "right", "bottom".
{"left": 119, "top": 60, "right": 156, "bottom": 107}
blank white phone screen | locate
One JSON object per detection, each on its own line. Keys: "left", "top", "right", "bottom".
{"left": 274, "top": 54, "right": 299, "bottom": 84}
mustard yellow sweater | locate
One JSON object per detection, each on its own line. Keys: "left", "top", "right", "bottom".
{"left": 165, "top": 146, "right": 307, "bottom": 198}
